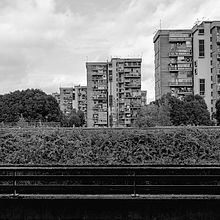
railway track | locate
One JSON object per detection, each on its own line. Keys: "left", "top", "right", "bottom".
{"left": 0, "top": 165, "right": 220, "bottom": 199}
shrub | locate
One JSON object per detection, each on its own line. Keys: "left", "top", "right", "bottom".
{"left": 0, "top": 127, "right": 220, "bottom": 165}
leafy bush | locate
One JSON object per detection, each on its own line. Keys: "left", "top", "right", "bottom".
{"left": 0, "top": 127, "right": 220, "bottom": 165}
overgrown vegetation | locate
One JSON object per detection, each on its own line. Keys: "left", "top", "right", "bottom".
{"left": 136, "top": 93, "right": 214, "bottom": 127}
{"left": 1, "top": 127, "right": 220, "bottom": 165}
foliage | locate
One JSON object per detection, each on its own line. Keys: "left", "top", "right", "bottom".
{"left": 61, "top": 109, "right": 85, "bottom": 127}
{"left": 17, "top": 115, "right": 28, "bottom": 128}
{"left": 1, "top": 127, "right": 220, "bottom": 165}
{"left": 136, "top": 100, "right": 172, "bottom": 127}
{"left": 0, "top": 89, "right": 61, "bottom": 123}
{"left": 159, "top": 93, "right": 213, "bottom": 126}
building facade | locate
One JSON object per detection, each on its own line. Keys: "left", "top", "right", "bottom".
{"left": 52, "top": 86, "right": 87, "bottom": 125}
{"left": 86, "top": 58, "right": 143, "bottom": 128}
{"left": 59, "top": 87, "right": 74, "bottom": 115}
{"left": 154, "top": 30, "right": 193, "bottom": 100}
{"left": 154, "top": 21, "right": 220, "bottom": 115}
{"left": 74, "top": 85, "right": 87, "bottom": 126}
{"left": 192, "top": 21, "right": 220, "bottom": 115}
{"left": 86, "top": 62, "right": 108, "bottom": 127}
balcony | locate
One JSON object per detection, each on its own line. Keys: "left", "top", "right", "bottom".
{"left": 117, "top": 67, "right": 124, "bottom": 72}
{"left": 177, "top": 91, "right": 193, "bottom": 95}
{"left": 217, "top": 36, "right": 220, "bottom": 44}
{"left": 124, "top": 62, "right": 141, "bottom": 68}
{"left": 118, "top": 79, "right": 124, "bottom": 83}
{"left": 217, "top": 53, "right": 220, "bottom": 60}
{"left": 124, "top": 83, "right": 141, "bottom": 88}
{"left": 169, "top": 51, "right": 192, "bottom": 57}
{"left": 217, "top": 85, "right": 220, "bottom": 91}
{"left": 93, "top": 96, "right": 107, "bottom": 101}
{"left": 124, "top": 73, "right": 141, "bottom": 78}
{"left": 169, "top": 67, "right": 192, "bottom": 72}
{"left": 169, "top": 67, "right": 178, "bottom": 72}
{"left": 169, "top": 81, "right": 192, "bottom": 86}
{"left": 169, "top": 36, "right": 191, "bottom": 42}
{"left": 125, "top": 96, "right": 141, "bottom": 99}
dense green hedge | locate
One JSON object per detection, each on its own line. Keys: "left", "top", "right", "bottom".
{"left": 0, "top": 128, "right": 220, "bottom": 165}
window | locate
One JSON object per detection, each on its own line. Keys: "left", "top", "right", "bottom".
{"left": 211, "top": 84, "right": 213, "bottom": 89}
{"left": 211, "top": 76, "right": 213, "bottom": 81}
{"left": 199, "top": 79, "right": 205, "bottom": 96}
{"left": 211, "top": 92, "right": 213, "bottom": 97}
{"left": 211, "top": 60, "right": 212, "bottom": 65}
{"left": 194, "top": 61, "right": 197, "bottom": 67}
{"left": 211, "top": 100, "right": 213, "bottom": 104}
{"left": 210, "top": 45, "right": 212, "bottom": 50}
{"left": 195, "top": 68, "right": 197, "bottom": 75}
{"left": 211, "top": 68, "right": 213, "bottom": 73}
{"left": 198, "top": 29, "right": 204, "bottom": 35}
{"left": 210, "top": 37, "right": 212, "bottom": 42}
{"left": 109, "top": 70, "right": 112, "bottom": 81}
{"left": 199, "top": 40, "right": 205, "bottom": 57}
{"left": 211, "top": 107, "right": 213, "bottom": 112}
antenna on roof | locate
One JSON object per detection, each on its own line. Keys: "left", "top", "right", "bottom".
{"left": 160, "top": 19, "right": 162, "bottom": 30}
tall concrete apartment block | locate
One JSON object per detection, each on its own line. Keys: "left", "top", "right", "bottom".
{"left": 154, "top": 30, "right": 193, "bottom": 100}
{"left": 86, "top": 58, "right": 142, "bottom": 128}
{"left": 59, "top": 87, "right": 74, "bottom": 115}
{"left": 53, "top": 86, "right": 87, "bottom": 124}
{"left": 154, "top": 21, "right": 220, "bottom": 114}
{"left": 86, "top": 62, "right": 108, "bottom": 127}
{"left": 192, "top": 21, "right": 220, "bottom": 114}
{"left": 74, "top": 85, "right": 87, "bottom": 124}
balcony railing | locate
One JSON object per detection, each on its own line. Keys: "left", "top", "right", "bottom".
{"left": 169, "top": 81, "right": 193, "bottom": 86}
{"left": 169, "top": 51, "right": 192, "bottom": 57}
{"left": 177, "top": 91, "right": 193, "bottom": 95}
{"left": 169, "top": 67, "right": 178, "bottom": 72}
{"left": 217, "top": 36, "right": 220, "bottom": 44}
{"left": 124, "top": 84, "right": 141, "bottom": 88}
{"left": 124, "top": 73, "right": 141, "bottom": 78}
{"left": 169, "top": 67, "right": 192, "bottom": 72}
{"left": 169, "top": 37, "right": 192, "bottom": 42}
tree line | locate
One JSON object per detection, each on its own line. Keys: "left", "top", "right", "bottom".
{"left": 136, "top": 93, "right": 220, "bottom": 127}
{"left": 0, "top": 89, "right": 85, "bottom": 127}
{"left": 1, "top": 89, "right": 220, "bottom": 127}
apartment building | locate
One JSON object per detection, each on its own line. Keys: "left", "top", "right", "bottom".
{"left": 153, "top": 30, "right": 193, "bottom": 100}
{"left": 74, "top": 85, "right": 87, "bottom": 125}
{"left": 86, "top": 62, "right": 108, "bottom": 127}
{"left": 192, "top": 21, "right": 220, "bottom": 114}
{"left": 59, "top": 87, "right": 74, "bottom": 115}
{"left": 154, "top": 21, "right": 220, "bottom": 114}
{"left": 52, "top": 86, "right": 87, "bottom": 124}
{"left": 51, "top": 92, "right": 60, "bottom": 105}
{"left": 86, "top": 58, "right": 142, "bottom": 128}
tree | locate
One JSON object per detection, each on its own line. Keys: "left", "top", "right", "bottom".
{"left": 61, "top": 109, "right": 85, "bottom": 127}
{"left": 182, "top": 94, "right": 213, "bottom": 126}
{"left": 0, "top": 89, "right": 61, "bottom": 122}
{"left": 160, "top": 93, "right": 213, "bottom": 126}
{"left": 77, "top": 110, "right": 85, "bottom": 126}
{"left": 136, "top": 101, "right": 172, "bottom": 128}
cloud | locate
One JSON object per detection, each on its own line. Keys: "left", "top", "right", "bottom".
{"left": 0, "top": 0, "right": 220, "bottom": 102}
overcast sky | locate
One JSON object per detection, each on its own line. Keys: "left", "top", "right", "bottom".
{"left": 0, "top": 0, "right": 220, "bottom": 102}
